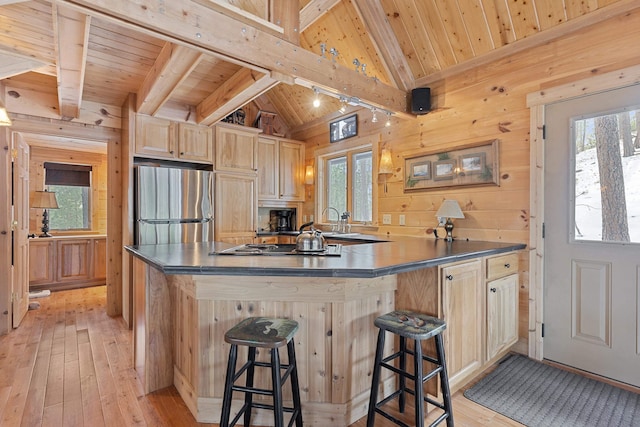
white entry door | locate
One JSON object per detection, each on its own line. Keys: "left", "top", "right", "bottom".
{"left": 12, "top": 132, "right": 29, "bottom": 327}
{"left": 544, "top": 84, "right": 640, "bottom": 387}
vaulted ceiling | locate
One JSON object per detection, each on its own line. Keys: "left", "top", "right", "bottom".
{"left": 0, "top": 0, "right": 632, "bottom": 137}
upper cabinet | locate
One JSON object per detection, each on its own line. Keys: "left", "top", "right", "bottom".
{"left": 258, "top": 136, "right": 304, "bottom": 202}
{"left": 135, "top": 115, "right": 213, "bottom": 164}
{"left": 215, "top": 123, "right": 260, "bottom": 174}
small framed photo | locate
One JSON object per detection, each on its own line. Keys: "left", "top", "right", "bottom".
{"left": 330, "top": 114, "right": 357, "bottom": 143}
{"left": 433, "top": 159, "right": 457, "bottom": 181}
{"left": 459, "top": 152, "right": 485, "bottom": 175}
{"left": 409, "top": 160, "right": 431, "bottom": 181}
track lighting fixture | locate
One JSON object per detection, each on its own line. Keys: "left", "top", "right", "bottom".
{"left": 385, "top": 112, "right": 392, "bottom": 127}
{"left": 371, "top": 108, "right": 378, "bottom": 123}
{"left": 313, "top": 88, "right": 320, "bottom": 108}
{"left": 338, "top": 96, "right": 348, "bottom": 114}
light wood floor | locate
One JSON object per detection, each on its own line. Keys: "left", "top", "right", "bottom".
{"left": 0, "top": 286, "right": 523, "bottom": 427}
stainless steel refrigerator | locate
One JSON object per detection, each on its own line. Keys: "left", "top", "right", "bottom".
{"left": 135, "top": 165, "right": 214, "bottom": 244}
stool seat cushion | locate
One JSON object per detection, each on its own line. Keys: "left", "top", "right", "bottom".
{"left": 225, "top": 317, "right": 299, "bottom": 348}
{"left": 374, "top": 310, "right": 446, "bottom": 340}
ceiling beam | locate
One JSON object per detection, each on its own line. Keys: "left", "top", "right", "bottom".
{"left": 52, "top": 4, "right": 91, "bottom": 120}
{"left": 352, "top": 0, "right": 414, "bottom": 92}
{"left": 299, "top": 0, "right": 342, "bottom": 32}
{"left": 0, "top": 49, "right": 47, "bottom": 80}
{"left": 58, "top": 0, "right": 412, "bottom": 119}
{"left": 137, "top": 42, "right": 203, "bottom": 116}
{"left": 196, "top": 68, "right": 279, "bottom": 126}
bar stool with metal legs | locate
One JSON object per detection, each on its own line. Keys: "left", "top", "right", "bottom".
{"left": 367, "top": 310, "right": 454, "bottom": 427}
{"left": 220, "top": 317, "right": 303, "bottom": 427}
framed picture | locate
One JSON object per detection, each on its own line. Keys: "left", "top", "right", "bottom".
{"left": 433, "top": 159, "right": 457, "bottom": 181}
{"left": 403, "top": 139, "right": 499, "bottom": 191}
{"left": 459, "top": 152, "right": 485, "bottom": 175}
{"left": 330, "top": 114, "right": 357, "bottom": 143}
{"left": 407, "top": 159, "right": 431, "bottom": 181}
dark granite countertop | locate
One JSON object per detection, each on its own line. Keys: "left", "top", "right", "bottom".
{"left": 125, "top": 236, "right": 525, "bottom": 278}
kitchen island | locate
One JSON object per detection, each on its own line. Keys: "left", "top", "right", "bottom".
{"left": 126, "top": 236, "right": 525, "bottom": 424}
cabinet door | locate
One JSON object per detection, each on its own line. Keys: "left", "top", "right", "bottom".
{"left": 93, "top": 237, "right": 107, "bottom": 281}
{"left": 258, "top": 136, "right": 278, "bottom": 199}
{"left": 135, "top": 115, "right": 176, "bottom": 159}
{"left": 57, "top": 239, "right": 92, "bottom": 283}
{"left": 215, "top": 173, "right": 257, "bottom": 243}
{"left": 441, "top": 260, "right": 483, "bottom": 390}
{"left": 29, "top": 240, "right": 55, "bottom": 286}
{"left": 487, "top": 273, "right": 519, "bottom": 360}
{"left": 178, "top": 123, "right": 213, "bottom": 163}
{"left": 278, "top": 140, "right": 304, "bottom": 201}
{"left": 215, "top": 125, "right": 258, "bottom": 173}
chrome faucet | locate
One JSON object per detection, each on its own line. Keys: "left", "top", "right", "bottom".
{"left": 321, "top": 207, "right": 340, "bottom": 232}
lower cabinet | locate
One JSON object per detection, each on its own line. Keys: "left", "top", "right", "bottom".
{"left": 29, "top": 236, "right": 107, "bottom": 291}
{"left": 396, "top": 251, "right": 520, "bottom": 394}
{"left": 441, "top": 259, "right": 483, "bottom": 391}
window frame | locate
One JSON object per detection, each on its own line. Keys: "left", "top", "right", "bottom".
{"left": 45, "top": 162, "right": 93, "bottom": 232}
{"left": 314, "top": 134, "right": 380, "bottom": 227}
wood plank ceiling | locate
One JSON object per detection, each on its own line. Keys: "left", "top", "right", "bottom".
{"left": 0, "top": 0, "right": 630, "bottom": 136}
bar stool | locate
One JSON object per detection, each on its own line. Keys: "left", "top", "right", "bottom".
{"left": 367, "top": 310, "right": 453, "bottom": 427}
{"left": 220, "top": 317, "right": 303, "bottom": 427}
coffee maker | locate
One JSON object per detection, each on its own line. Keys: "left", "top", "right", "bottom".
{"left": 271, "top": 209, "right": 294, "bottom": 232}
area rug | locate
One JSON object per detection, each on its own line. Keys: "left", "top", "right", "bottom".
{"left": 463, "top": 354, "right": 640, "bottom": 427}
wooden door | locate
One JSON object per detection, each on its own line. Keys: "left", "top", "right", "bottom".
{"left": 178, "top": 123, "right": 212, "bottom": 162}
{"left": 12, "top": 133, "right": 29, "bottom": 327}
{"left": 544, "top": 85, "right": 640, "bottom": 387}
{"left": 257, "top": 136, "right": 278, "bottom": 199}
{"left": 215, "top": 125, "right": 258, "bottom": 173}
{"left": 135, "top": 115, "right": 176, "bottom": 159}
{"left": 214, "top": 173, "right": 257, "bottom": 243}
{"left": 278, "top": 140, "right": 304, "bottom": 201}
{"left": 441, "top": 260, "right": 482, "bottom": 390}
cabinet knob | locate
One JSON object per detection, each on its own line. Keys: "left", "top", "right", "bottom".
{"left": 504, "top": 263, "right": 511, "bottom": 269}
{"left": 446, "top": 274, "right": 453, "bottom": 281}
{"left": 169, "top": 150, "right": 174, "bottom": 154}
{"left": 180, "top": 152, "right": 184, "bottom": 155}
{"left": 490, "top": 287, "right": 497, "bottom": 293}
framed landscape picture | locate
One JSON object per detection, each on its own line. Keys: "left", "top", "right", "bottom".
{"left": 404, "top": 139, "right": 499, "bottom": 191}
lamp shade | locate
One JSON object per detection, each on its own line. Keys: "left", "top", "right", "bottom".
{"left": 31, "top": 190, "right": 59, "bottom": 209}
{"left": 0, "top": 99, "right": 11, "bottom": 126}
{"left": 378, "top": 148, "right": 394, "bottom": 174}
{"left": 305, "top": 165, "right": 314, "bottom": 185}
{"left": 436, "top": 200, "right": 464, "bottom": 219}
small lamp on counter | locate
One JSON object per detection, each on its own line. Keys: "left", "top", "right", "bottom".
{"left": 378, "top": 148, "right": 394, "bottom": 193}
{"left": 31, "top": 190, "right": 59, "bottom": 237}
{"left": 436, "top": 199, "right": 464, "bottom": 242}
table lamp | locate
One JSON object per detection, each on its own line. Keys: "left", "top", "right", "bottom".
{"left": 31, "top": 190, "right": 59, "bottom": 237}
{"left": 436, "top": 200, "right": 464, "bottom": 241}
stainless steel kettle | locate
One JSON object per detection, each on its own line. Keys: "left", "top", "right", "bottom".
{"left": 295, "top": 221, "right": 326, "bottom": 252}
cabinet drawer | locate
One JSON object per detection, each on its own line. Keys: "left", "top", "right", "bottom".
{"left": 486, "top": 253, "right": 518, "bottom": 281}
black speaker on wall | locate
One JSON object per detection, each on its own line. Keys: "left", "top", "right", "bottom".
{"left": 411, "top": 87, "right": 431, "bottom": 115}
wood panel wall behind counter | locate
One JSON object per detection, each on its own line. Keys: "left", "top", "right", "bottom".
{"left": 294, "top": 8, "right": 640, "bottom": 352}
{"left": 29, "top": 146, "right": 108, "bottom": 235}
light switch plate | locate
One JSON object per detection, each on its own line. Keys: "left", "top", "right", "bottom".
{"left": 399, "top": 214, "right": 405, "bottom": 226}
{"left": 382, "top": 214, "right": 392, "bottom": 225}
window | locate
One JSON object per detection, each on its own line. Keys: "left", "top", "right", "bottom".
{"left": 44, "top": 163, "right": 92, "bottom": 230}
{"left": 321, "top": 147, "right": 373, "bottom": 224}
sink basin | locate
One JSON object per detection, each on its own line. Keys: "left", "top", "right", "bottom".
{"left": 319, "top": 232, "right": 360, "bottom": 237}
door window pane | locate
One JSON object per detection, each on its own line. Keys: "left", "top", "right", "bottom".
{"left": 573, "top": 110, "right": 639, "bottom": 243}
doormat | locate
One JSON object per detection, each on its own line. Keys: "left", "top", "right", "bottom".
{"left": 463, "top": 354, "right": 640, "bottom": 427}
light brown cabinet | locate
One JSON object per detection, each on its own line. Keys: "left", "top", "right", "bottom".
{"left": 441, "top": 259, "right": 483, "bottom": 391}
{"left": 257, "top": 136, "right": 304, "bottom": 201}
{"left": 215, "top": 124, "right": 259, "bottom": 173}
{"left": 214, "top": 173, "right": 257, "bottom": 244}
{"left": 29, "top": 236, "right": 107, "bottom": 291}
{"left": 135, "top": 115, "right": 212, "bottom": 163}
{"left": 486, "top": 253, "right": 519, "bottom": 361}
